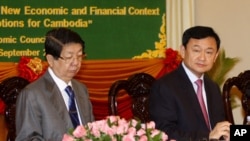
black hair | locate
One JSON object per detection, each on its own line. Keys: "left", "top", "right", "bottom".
{"left": 182, "top": 26, "right": 220, "bottom": 50}
{"left": 44, "top": 28, "right": 85, "bottom": 59}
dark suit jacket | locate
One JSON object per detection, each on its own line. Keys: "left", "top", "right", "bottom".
{"left": 15, "top": 70, "right": 94, "bottom": 141}
{"left": 149, "top": 64, "right": 225, "bottom": 141}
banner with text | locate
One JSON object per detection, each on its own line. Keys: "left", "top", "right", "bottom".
{"left": 0, "top": 1, "right": 166, "bottom": 62}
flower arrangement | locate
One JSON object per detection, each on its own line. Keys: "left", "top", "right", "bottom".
{"left": 156, "top": 48, "right": 182, "bottom": 79}
{"left": 62, "top": 115, "right": 169, "bottom": 141}
{"left": 18, "top": 56, "right": 47, "bottom": 82}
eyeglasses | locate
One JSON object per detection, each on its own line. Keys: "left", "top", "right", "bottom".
{"left": 59, "top": 53, "right": 86, "bottom": 63}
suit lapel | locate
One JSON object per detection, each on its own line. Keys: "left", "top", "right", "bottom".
{"left": 178, "top": 65, "right": 202, "bottom": 111}
{"left": 44, "top": 71, "right": 74, "bottom": 129}
{"left": 183, "top": 78, "right": 206, "bottom": 124}
{"left": 178, "top": 66, "right": 209, "bottom": 128}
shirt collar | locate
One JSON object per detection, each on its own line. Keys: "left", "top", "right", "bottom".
{"left": 48, "top": 67, "right": 72, "bottom": 91}
{"left": 181, "top": 62, "right": 204, "bottom": 83}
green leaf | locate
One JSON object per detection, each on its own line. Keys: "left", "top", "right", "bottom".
{"left": 151, "top": 132, "right": 163, "bottom": 141}
{"left": 67, "top": 128, "right": 74, "bottom": 135}
{"left": 207, "top": 48, "right": 240, "bottom": 87}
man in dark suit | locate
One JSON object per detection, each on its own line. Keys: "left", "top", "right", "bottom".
{"left": 15, "top": 28, "right": 94, "bottom": 141}
{"left": 149, "top": 26, "right": 231, "bottom": 141}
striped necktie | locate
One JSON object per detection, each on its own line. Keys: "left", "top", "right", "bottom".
{"left": 65, "top": 85, "right": 80, "bottom": 128}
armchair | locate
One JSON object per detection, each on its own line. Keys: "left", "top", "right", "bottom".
{"left": 0, "top": 76, "right": 29, "bottom": 141}
{"left": 222, "top": 70, "right": 250, "bottom": 125}
{"left": 108, "top": 72, "right": 155, "bottom": 123}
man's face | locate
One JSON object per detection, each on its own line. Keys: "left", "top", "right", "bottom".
{"left": 48, "top": 43, "right": 83, "bottom": 83}
{"left": 180, "top": 37, "right": 219, "bottom": 78}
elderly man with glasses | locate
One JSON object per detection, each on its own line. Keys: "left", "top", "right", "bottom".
{"left": 15, "top": 27, "right": 94, "bottom": 141}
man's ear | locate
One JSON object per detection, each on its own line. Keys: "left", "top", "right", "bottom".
{"left": 180, "top": 45, "right": 185, "bottom": 58}
{"left": 46, "top": 54, "right": 54, "bottom": 67}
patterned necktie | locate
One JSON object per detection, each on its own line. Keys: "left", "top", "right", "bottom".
{"left": 65, "top": 85, "right": 80, "bottom": 128}
{"left": 195, "top": 79, "right": 210, "bottom": 130}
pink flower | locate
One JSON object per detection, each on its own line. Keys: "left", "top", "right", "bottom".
{"left": 109, "top": 115, "right": 120, "bottom": 123}
{"left": 90, "top": 127, "right": 101, "bottom": 137}
{"left": 62, "top": 134, "right": 74, "bottom": 141}
{"left": 73, "top": 125, "right": 87, "bottom": 138}
{"left": 106, "top": 127, "right": 116, "bottom": 136}
{"left": 127, "top": 127, "right": 136, "bottom": 136}
{"left": 122, "top": 133, "right": 135, "bottom": 141}
{"left": 116, "top": 124, "right": 126, "bottom": 134}
{"left": 139, "top": 135, "right": 148, "bottom": 141}
{"left": 162, "top": 133, "right": 169, "bottom": 141}
{"left": 136, "top": 128, "right": 146, "bottom": 136}
{"left": 129, "top": 119, "right": 138, "bottom": 127}
{"left": 146, "top": 121, "right": 156, "bottom": 129}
